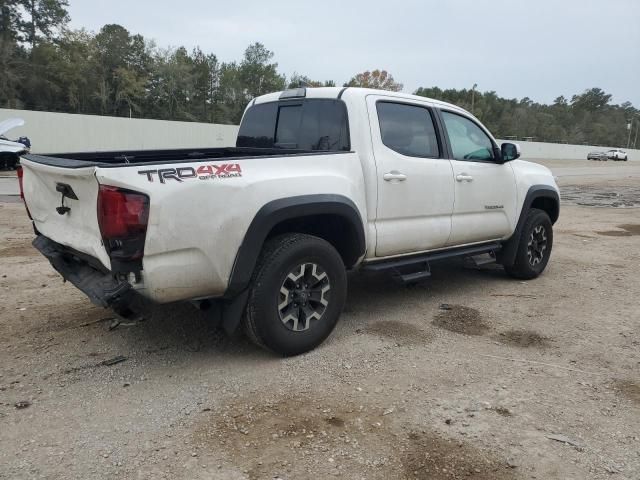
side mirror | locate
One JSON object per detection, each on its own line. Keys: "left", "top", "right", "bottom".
{"left": 500, "top": 142, "right": 521, "bottom": 162}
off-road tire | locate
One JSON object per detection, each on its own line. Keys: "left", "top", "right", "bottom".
{"left": 243, "top": 233, "right": 347, "bottom": 356}
{"left": 504, "top": 208, "right": 553, "bottom": 280}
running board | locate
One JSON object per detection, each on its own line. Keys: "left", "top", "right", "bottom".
{"left": 393, "top": 261, "right": 431, "bottom": 284}
{"left": 362, "top": 242, "right": 502, "bottom": 284}
{"left": 468, "top": 252, "right": 498, "bottom": 266}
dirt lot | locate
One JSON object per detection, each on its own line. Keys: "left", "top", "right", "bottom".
{"left": 1, "top": 160, "right": 639, "bottom": 479}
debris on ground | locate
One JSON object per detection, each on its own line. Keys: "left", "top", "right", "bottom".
{"left": 100, "top": 356, "right": 128, "bottom": 366}
{"left": 497, "top": 329, "right": 550, "bottom": 348}
{"left": 80, "top": 317, "right": 115, "bottom": 328}
{"left": 546, "top": 434, "right": 583, "bottom": 449}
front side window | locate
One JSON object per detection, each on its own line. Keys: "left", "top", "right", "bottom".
{"left": 237, "top": 99, "right": 350, "bottom": 151}
{"left": 441, "top": 111, "right": 494, "bottom": 161}
{"left": 376, "top": 102, "right": 439, "bottom": 158}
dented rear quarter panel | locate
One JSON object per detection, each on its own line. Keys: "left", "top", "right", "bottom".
{"left": 95, "top": 152, "right": 367, "bottom": 303}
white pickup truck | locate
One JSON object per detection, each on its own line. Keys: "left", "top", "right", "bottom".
{"left": 20, "top": 87, "right": 560, "bottom": 355}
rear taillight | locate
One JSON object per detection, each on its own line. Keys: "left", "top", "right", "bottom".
{"left": 17, "top": 166, "right": 24, "bottom": 199}
{"left": 16, "top": 166, "right": 32, "bottom": 219}
{"left": 97, "top": 185, "right": 149, "bottom": 261}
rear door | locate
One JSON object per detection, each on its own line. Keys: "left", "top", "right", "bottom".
{"left": 439, "top": 110, "right": 517, "bottom": 246}
{"left": 367, "top": 95, "right": 454, "bottom": 257}
{"left": 20, "top": 159, "right": 110, "bottom": 269}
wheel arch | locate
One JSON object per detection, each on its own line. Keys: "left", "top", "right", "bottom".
{"left": 224, "top": 194, "right": 366, "bottom": 299}
{"left": 530, "top": 194, "right": 559, "bottom": 224}
{"left": 499, "top": 185, "right": 560, "bottom": 267}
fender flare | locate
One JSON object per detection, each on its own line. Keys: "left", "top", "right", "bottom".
{"left": 224, "top": 194, "right": 366, "bottom": 299}
{"left": 499, "top": 185, "right": 560, "bottom": 267}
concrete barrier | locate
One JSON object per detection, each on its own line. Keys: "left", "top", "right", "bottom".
{"left": 497, "top": 139, "right": 640, "bottom": 161}
{"left": 2, "top": 108, "right": 638, "bottom": 160}
{"left": 0, "top": 109, "right": 239, "bottom": 154}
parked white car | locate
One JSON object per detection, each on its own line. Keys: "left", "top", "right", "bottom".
{"left": 0, "top": 118, "right": 30, "bottom": 170}
{"left": 606, "top": 149, "right": 628, "bottom": 161}
{"left": 20, "top": 87, "right": 560, "bottom": 355}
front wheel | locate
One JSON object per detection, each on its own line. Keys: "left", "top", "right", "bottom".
{"left": 243, "top": 233, "right": 347, "bottom": 356}
{"left": 504, "top": 208, "right": 553, "bottom": 280}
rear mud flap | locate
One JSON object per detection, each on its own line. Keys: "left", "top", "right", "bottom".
{"left": 32, "top": 236, "right": 132, "bottom": 309}
{"left": 199, "top": 289, "right": 250, "bottom": 335}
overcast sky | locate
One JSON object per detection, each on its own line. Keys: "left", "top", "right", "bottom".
{"left": 68, "top": 0, "right": 640, "bottom": 106}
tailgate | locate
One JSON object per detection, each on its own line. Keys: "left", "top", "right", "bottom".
{"left": 21, "top": 159, "right": 111, "bottom": 270}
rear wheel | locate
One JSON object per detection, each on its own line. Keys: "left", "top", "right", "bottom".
{"left": 243, "top": 233, "right": 347, "bottom": 356}
{"left": 504, "top": 208, "right": 553, "bottom": 280}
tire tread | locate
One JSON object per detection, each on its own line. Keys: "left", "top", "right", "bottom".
{"left": 243, "top": 233, "right": 345, "bottom": 355}
{"left": 504, "top": 208, "right": 553, "bottom": 280}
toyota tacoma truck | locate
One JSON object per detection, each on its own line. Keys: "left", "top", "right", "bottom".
{"left": 19, "top": 87, "right": 559, "bottom": 356}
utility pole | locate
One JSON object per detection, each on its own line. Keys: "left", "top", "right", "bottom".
{"left": 471, "top": 83, "right": 478, "bottom": 115}
{"left": 634, "top": 117, "right": 639, "bottom": 149}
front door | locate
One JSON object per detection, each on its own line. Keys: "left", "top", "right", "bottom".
{"left": 367, "top": 96, "right": 455, "bottom": 257}
{"left": 439, "top": 110, "right": 517, "bottom": 246}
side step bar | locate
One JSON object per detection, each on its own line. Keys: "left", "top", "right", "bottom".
{"left": 362, "top": 242, "right": 502, "bottom": 284}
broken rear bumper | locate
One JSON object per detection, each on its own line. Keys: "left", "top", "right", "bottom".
{"left": 33, "top": 235, "right": 133, "bottom": 309}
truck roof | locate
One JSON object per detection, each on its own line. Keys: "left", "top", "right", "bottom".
{"left": 252, "top": 86, "right": 470, "bottom": 117}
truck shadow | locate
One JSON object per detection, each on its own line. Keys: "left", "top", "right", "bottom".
{"left": 346, "top": 258, "right": 510, "bottom": 313}
{"left": 102, "top": 258, "right": 511, "bottom": 363}
{"left": 116, "top": 299, "right": 264, "bottom": 359}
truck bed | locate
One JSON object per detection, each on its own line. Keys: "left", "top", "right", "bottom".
{"left": 23, "top": 147, "right": 341, "bottom": 168}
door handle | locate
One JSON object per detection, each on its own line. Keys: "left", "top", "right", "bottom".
{"left": 383, "top": 171, "right": 407, "bottom": 182}
{"left": 456, "top": 174, "right": 473, "bottom": 182}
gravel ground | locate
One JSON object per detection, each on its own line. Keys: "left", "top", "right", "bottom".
{"left": 1, "top": 160, "right": 639, "bottom": 479}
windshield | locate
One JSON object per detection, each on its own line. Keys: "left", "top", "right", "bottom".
{"left": 237, "top": 99, "right": 350, "bottom": 151}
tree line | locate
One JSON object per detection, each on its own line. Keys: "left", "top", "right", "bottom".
{"left": 416, "top": 87, "right": 638, "bottom": 147}
{"left": 1, "top": 0, "right": 637, "bottom": 146}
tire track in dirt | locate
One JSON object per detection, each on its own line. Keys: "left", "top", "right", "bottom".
{"left": 192, "top": 394, "right": 516, "bottom": 480}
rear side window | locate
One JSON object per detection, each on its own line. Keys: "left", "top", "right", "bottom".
{"left": 237, "top": 99, "right": 350, "bottom": 151}
{"left": 376, "top": 102, "right": 440, "bottom": 158}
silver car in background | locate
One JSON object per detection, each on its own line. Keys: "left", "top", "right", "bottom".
{"left": 587, "top": 150, "right": 608, "bottom": 161}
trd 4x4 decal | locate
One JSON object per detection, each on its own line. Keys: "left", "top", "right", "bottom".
{"left": 138, "top": 164, "right": 242, "bottom": 183}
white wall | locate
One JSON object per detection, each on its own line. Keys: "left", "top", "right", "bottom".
{"left": 497, "top": 138, "right": 640, "bottom": 161}
{"left": 2, "top": 108, "right": 638, "bottom": 161}
{"left": 0, "top": 109, "right": 239, "bottom": 153}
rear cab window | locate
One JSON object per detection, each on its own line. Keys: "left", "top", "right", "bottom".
{"left": 237, "top": 99, "right": 350, "bottom": 151}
